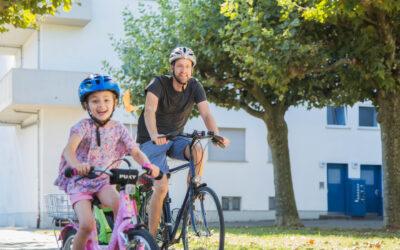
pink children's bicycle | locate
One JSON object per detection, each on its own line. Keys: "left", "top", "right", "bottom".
{"left": 46, "top": 159, "right": 159, "bottom": 250}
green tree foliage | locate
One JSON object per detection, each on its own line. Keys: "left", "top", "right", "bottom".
{"left": 105, "top": 0, "right": 348, "bottom": 227}
{"left": 0, "top": 0, "right": 76, "bottom": 32}
{"left": 279, "top": 0, "right": 400, "bottom": 229}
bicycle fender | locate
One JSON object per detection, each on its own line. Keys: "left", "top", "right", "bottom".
{"left": 59, "top": 223, "right": 77, "bottom": 241}
{"left": 117, "top": 220, "right": 135, "bottom": 249}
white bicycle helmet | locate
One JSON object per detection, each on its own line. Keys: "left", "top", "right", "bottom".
{"left": 169, "top": 47, "right": 197, "bottom": 66}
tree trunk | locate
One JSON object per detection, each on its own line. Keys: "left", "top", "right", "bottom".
{"left": 377, "top": 91, "right": 400, "bottom": 229}
{"left": 263, "top": 103, "right": 303, "bottom": 227}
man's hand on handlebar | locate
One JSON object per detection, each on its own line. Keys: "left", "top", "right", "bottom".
{"left": 151, "top": 133, "right": 169, "bottom": 145}
{"left": 213, "top": 136, "right": 230, "bottom": 148}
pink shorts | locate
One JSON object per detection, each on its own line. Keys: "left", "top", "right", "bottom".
{"left": 69, "top": 183, "right": 112, "bottom": 207}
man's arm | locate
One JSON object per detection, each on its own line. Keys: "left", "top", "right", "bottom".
{"left": 197, "top": 101, "right": 230, "bottom": 147}
{"left": 144, "top": 92, "right": 168, "bottom": 145}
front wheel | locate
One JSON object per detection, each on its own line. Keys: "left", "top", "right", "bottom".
{"left": 182, "top": 186, "right": 225, "bottom": 250}
{"left": 127, "top": 228, "right": 160, "bottom": 250}
{"left": 62, "top": 228, "right": 77, "bottom": 250}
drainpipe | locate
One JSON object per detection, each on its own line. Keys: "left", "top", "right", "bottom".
{"left": 14, "top": 110, "right": 41, "bottom": 228}
{"left": 37, "top": 28, "right": 40, "bottom": 70}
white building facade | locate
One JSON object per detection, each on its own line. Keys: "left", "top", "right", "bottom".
{"left": 0, "top": 0, "right": 382, "bottom": 228}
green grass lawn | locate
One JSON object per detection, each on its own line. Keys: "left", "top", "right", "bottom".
{"left": 224, "top": 227, "right": 400, "bottom": 249}
{"left": 40, "top": 226, "right": 400, "bottom": 249}
{"left": 173, "top": 226, "right": 400, "bottom": 249}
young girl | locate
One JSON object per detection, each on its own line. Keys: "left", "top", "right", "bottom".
{"left": 54, "top": 74, "right": 162, "bottom": 249}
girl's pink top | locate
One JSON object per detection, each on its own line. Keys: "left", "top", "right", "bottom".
{"left": 54, "top": 119, "right": 136, "bottom": 194}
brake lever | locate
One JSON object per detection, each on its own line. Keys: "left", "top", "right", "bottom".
{"left": 73, "top": 167, "right": 99, "bottom": 183}
{"left": 166, "top": 131, "right": 180, "bottom": 140}
{"left": 212, "top": 136, "right": 226, "bottom": 148}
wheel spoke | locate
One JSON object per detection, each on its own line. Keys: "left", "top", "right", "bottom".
{"left": 182, "top": 186, "right": 225, "bottom": 250}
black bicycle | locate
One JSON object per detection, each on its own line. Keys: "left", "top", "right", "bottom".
{"left": 139, "top": 130, "right": 225, "bottom": 250}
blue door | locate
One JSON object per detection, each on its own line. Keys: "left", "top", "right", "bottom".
{"left": 327, "top": 163, "right": 348, "bottom": 212}
{"left": 360, "top": 165, "right": 383, "bottom": 215}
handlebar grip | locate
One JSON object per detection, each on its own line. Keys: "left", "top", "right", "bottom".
{"left": 212, "top": 136, "right": 226, "bottom": 148}
{"left": 141, "top": 162, "right": 153, "bottom": 175}
{"left": 152, "top": 131, "right": 180, "bottom": 144}
{"left": 165, "top": 131, "right": 180, "bottom": 140}
{"left": 64, "top": 168, "right": 77, "bottom": 178}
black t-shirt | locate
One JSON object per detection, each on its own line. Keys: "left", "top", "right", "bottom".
{"left": 136, "top": 75, "right": 207, "bottom": 144}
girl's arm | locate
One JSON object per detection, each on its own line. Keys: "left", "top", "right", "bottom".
{"left": 130, "top": 146, "right": 160, "bottom": 178}
{"left": 63, "top": 133, "right": 90, "bottom": 176}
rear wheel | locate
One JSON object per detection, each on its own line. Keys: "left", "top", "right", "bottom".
{"left": 127, "top": 228, "right": 159, "bottom": 250}
{"left": 62, "top": 228, "right": 77, "bottom": 250}
{"left": 182, "top": 186, "right": 225, "bottom": 250}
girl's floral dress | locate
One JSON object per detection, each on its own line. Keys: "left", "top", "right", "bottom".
{"left": 54, "top": 119, "right": 136, "bottom": 194}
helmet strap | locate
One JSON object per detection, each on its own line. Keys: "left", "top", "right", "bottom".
{"left": 87, "top": 107, "right": 116, "bottom": 147}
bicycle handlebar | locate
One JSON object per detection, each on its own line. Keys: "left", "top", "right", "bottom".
{"left": 64, "top": 160, "right": 154, "bottom": 185}
{"left": 159, "top": 130, "right": 226, "bottom": 148}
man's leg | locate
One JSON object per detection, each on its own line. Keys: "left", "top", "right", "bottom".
{"left": 184, "top": 143, "right": 205, "bottom": 180}
{"left": 139, "top": 140, "right": 170, "bottom": 236}
{"left": 148, "top": 175, "right": 168, "bottom": 236}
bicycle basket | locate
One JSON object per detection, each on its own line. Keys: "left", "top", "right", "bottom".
{"left": 45, "top": 194, "right": 76, "bottom": 220}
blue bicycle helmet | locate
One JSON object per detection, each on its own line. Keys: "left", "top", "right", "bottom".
{"left": 79, "top": 74, "right": 120, "bottom": 103}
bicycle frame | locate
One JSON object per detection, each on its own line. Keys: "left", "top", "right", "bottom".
{"left": 60, "top": 188, "right": 142, "bottom": 250}
{"left": 160, "top": 138, "right": 207, "bottom": 246}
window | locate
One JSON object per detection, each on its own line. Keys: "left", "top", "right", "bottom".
{"left": 208, "top": 128, "right": 245, "bottom": 162}
{"left": 359, "top": 106, "right": 378, "bottom": 127}
{"left": 222, "top": 197, "right": 241, "bottom": 211}
{"left": 124, "top": 123, "right": 138, "bottom": 139}
{"left": 327, "top": 106, "right": 346, "bottom": 125}
{"left": 361, "top": 169, "right": 375, "bottom": 185}
{"left": 269, "top": 196, "right": 276, "bottom": 210}
{"left": 327, "top": 168, "right": 341, "bottom": 184}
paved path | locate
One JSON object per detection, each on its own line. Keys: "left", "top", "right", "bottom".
{"left": 0, "top": 219, "right": 385, "bottom": 249}
{"left": 0, "top": 227, "right": 58, "bottom": 249}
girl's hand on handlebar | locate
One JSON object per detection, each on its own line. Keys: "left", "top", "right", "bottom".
{"left": 142, "top": 162, "right": 162, "bottom": 179}
{"left": 151, "top": 133, "right": 169, "bottom": 145}
{"left": 149, "top": 164, "right": 161, "bottom": 179}
{"left": 76, "top": 162, "right": 90, "bottom": 176}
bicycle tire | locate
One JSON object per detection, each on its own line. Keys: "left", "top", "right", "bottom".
{"left": 62, "top": 228, "right": 77, "bottom": 250}
{"left": 182, "top": 186, "right": 225, "bottom": 250}
{"left": 127, "top": 228, "right": 160, "bottom": 250}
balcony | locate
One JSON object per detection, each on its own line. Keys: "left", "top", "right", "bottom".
{"left": 0, "top": 68, "right": 88, "bottom": 124}
{"left": 0, "top": 0, "right": 91, "bottom": 49}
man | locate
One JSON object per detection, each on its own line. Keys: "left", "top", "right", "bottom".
{"left": 136, "top": 47, "right": 230, "bottom": 236}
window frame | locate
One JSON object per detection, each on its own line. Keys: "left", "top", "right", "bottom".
{"left": 357, "top": 105, "right": 379, "bottom": 130}
{"left": 221, "top": 196, "right": 241, "bottom": 211}
{"left": 207, "top": 127, "right": 246, "bottom": 162}
{"left": 325, "top": 106, "right": 350, "bottom": 129}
